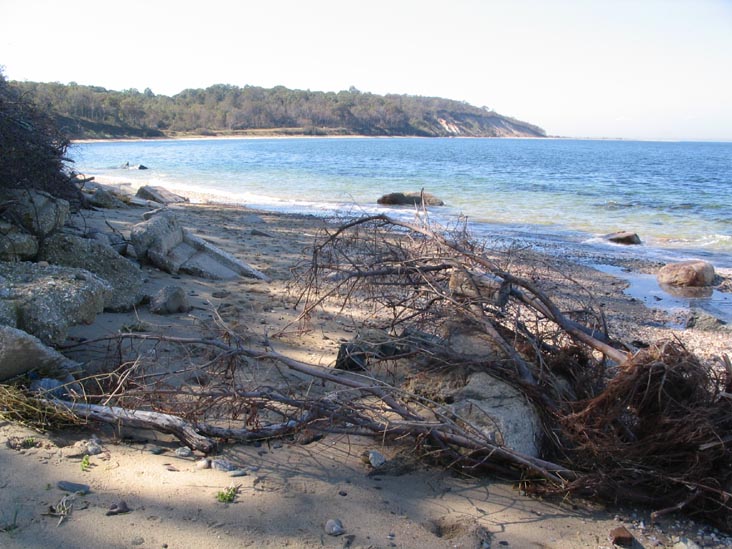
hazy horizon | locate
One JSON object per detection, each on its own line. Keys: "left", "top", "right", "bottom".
{"left": 2, "top": 0, "right": 731, "bottom": 141}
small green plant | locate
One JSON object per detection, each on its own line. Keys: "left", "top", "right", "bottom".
{"left": 20, "top": 437, "right": 37, "bottom": 449}
{"left": 215, "top": 484, "right": 239, "bottom": 503}
{"left": 80, "top": 455, "right": 90, "bottom": 472}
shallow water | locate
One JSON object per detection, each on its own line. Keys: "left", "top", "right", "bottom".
{"left": 69, "top": 137, "right": 732, "bottom": 268}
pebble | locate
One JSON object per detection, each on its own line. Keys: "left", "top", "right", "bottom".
{"left": 324, "top": 518, "right": 345, "bottom": 536}
{"left": 57, "top": 481, "right": 90, "bottom": 495}
{"left": 175, "top": 447, "right": 193, "bottom": 458}
{"left": 363, "top": 450, "right": 386, "bottom": 468}
{"left": 196, "top": 458, "right": 211, "bottom": 470}
{"left": 211, "top": 458, "right": 236, "bottom": 472}
{"left": 228, "top": 469, "right": 247, "bottom": 477}
{"left": 85, "top": 439, "right": 103, "bottom": 456}
{"left": 148, "top": 445, "right": 165, "bottom": 455}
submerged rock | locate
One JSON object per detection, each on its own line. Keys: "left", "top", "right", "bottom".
{"left": 605, "top": 231, "right": 642, "bottom": 245}
{"left": 377, "top": 191, "right": 445, "bottom": 206}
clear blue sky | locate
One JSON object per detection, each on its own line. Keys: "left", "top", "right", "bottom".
{"left": 2, "top": 0, "right": 731, "bottom": 140}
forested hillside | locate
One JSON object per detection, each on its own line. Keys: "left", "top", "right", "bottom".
{"left": 10, "top": 81, "right": 546, "bottom": 139}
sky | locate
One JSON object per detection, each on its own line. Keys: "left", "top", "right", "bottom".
{"left": 1, "top": 0, "right": 731, "bottom": 140}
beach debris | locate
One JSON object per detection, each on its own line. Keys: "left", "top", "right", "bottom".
{"left": 106, "top": 500, "right": 131, "bottom": 516}
{"left": 324, "top": 518, "right": 345, "bottom": 536}
{"left": 149, "top": 285, "right": 192, "bottom": 315}
{"left": 609, "top": 525, "right": 635, "bottom": 546}
{"left": 136, "top": 185, "right": 187, "bottom": 204}
{"left": 377, "top": 190, "right": 444, "bottom": 206}
{"left": 605, "top": 230, "right": 642, "bottom": 245}
{"left": 44, "top": 493, "right": 77, "bottom": 526}
{"left": 57, "top": 481, "right": 90, "bottom": 495}
{"left": 657, "top": 260, "right": 715, "bottom": 287}
{"left": 130, "top": 210, "right": 270, "bottom": 281}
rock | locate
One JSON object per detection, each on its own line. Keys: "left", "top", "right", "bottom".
{"left": 364, "top": 450, "right": 387, "bottom": 468}
{"left": 658, "top": 260, "right": 715, "bottom": 287}
{"left": 211, "top": 458, "right": 236, "bottom": 472}
{"left": 0, "top": 324, "right": 80, "bottom": 381}
{"left": 0, "top": 261, "right": 110, "bottom": 344}
{"left": 106, "top": 500, "right": 131, "bottom": 516}
{"left": 228, "top": 469, "right": 247, "bottom": 477}
{"left": 130, "top": 210, "right": 270, "bottom": 281}
{"left": 686, "top": 310, "right": 726, "bottom": 331}
{"left": 449, "top": 270, "right": 511, "bottom": 308}
{"left": 0, "top": 189, "right": 69, "bottom": 236}
{"left": 175, "top": 446, "right": 193, "bottom": 458}
{"left": 196, "top": 458, "right": 211, "bottom": 470}
{"left": 38, "top": 233, "right": 144, "bottom": 311}
{"left": 85, "top": 187, "right": 128, "bottom": 209}
{"left": 377, "top": 191, "right": 444, "bottom": 206}
{"left": 0, "top": 220, "right": 38, "bottom": 261}
{"left": 449, "top": 372, "right": 542, "bottom": 457}
{"left": 609, "top": 525, "right": 635, "bottom": 546}
{"left": 136, "top": 185, "right": 189, "bottom": 205}
{"left": 441, "top": 321, "right": 502, "bottom": 362}
{"left": 605, "top": 231, "right": 642, "bottom": 245}
{"left": 29, "top": 377, "right": 79, "bottom": 399}
{"left": 324, "top": 518, "right": 345, "bottom": 536}
{"left": 57, "top": 481, "right": 90, "bottom": 495}
{"left": 149, "top": 286, "right": 191, "bottom": 315}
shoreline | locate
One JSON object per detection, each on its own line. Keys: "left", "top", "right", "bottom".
{"left": 2, "top": 182, "right": 731, "bottom": 548}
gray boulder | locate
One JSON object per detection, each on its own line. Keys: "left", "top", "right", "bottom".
{"left": 150, "top": 285, "right": 192, "bottom": 315}
{"left": 0, "top": 324, "right": 80, "bottom": 382}
{"left": 130, "top": 211, "right": 270, "bottom": 281}
{"left": 85, "top": 187, "right": 128, "bottom": 209}
{"left": 0, "top": 189, "right": 69, "bottom": 236}
{"left": 377, "top": 191, "right": 445, "bottom": 206}
{"left": 657, "top": 260, "right": 715, "bottom": 287}
{"left": 0, "top": 220, "right": 38, "bottom": 261}
{"left": 0, "top": 262, "right": 110, "bottom": 345}
{"left": 449, "top": 372, "right": 542, "bottom": 457}
{"left": 39, "top": 233, "right": 144, "bottom": 312}
{"left": 136, "top": 185, "right": 189, "bottom": 205}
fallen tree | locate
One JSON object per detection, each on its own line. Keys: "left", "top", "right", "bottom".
{"left": 5, "top": 213, "right": 731, "bottom": 531}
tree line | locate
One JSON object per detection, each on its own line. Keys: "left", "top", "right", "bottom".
{"left": 9, "top": 80, "right": 545, "bottom": 139}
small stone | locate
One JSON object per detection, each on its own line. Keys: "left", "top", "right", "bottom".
{"left": 211, "top": 458, "right": 236, "bottom": 472}
{"left": 325, "top": 518, "right": 345, "bottom": 536}
{"left": 196, "top": 458, "right": 211, "bottom": 470}
{"left": 148, "top": 445, "right": 165, "bottom": 455}
{"left": 228, "top": 469, "right": 247, "bottom": 477}
{"left": 106, "top": 500, "right": 131, "bottom": 516}
{"left": 366, "top": 450, "right": 386, "bottom": 468}
{"left": 57, "top": 481, "right": 90, "bottom": 495}
{"left": 175, "top": 447, "right": 193, "bottom": 458}
{"left": 85, "top": 440, "right": 103, "bottom": 456}
{"left": 609, "top": 525, "right": 635, "bottom": 547}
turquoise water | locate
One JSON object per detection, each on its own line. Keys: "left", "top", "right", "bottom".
{"left": 69, "top": 137, "right": 732, "bottom": 268}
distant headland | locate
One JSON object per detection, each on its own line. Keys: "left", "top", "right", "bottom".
{"left": 10, "top": 81, "right": 546, "bottom": 140}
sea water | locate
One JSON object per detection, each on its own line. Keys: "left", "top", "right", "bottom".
{"left": 68, "top": 137, "right": 732, "bottom": 269}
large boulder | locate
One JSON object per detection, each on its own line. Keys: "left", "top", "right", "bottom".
{"left": 130, "top": 211, "right": 270, "bottom": 281}
{"left": 0, "top": 325, "right": 79, "bottom": 382}
{"left": 449, "top": 372, "right": 542, "bottom": 457}
{"left": 377, "top": 191, "right": 445, "bottom": 206}
{"left": 136, "top": 185, "right": 189, "bottom": 205}
{"left": 0, "top": 220, "right": 38, "bottom": 261}
{"left": 657, "top": 260, "right": 715, "bottom": 287}
{"left": 39, "top": 233, "right": 144, "bottom": 311}
{"left": 0, "top": 189, "right": 69, "bottom": 236}
{"left": 0, "top": 262, "right": 110, "bottom": 345}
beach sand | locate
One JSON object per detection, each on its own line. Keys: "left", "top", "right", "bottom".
{"left": 1, "top": 188, "right": 731, "bottom": 548}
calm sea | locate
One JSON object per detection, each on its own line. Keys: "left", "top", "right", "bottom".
{"left": 69, "top": 137, "right": 732, "bottom": 269}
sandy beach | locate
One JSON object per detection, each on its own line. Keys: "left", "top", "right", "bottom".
{"left": 2, "top": 184, "right": 731, "bottom": 549}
